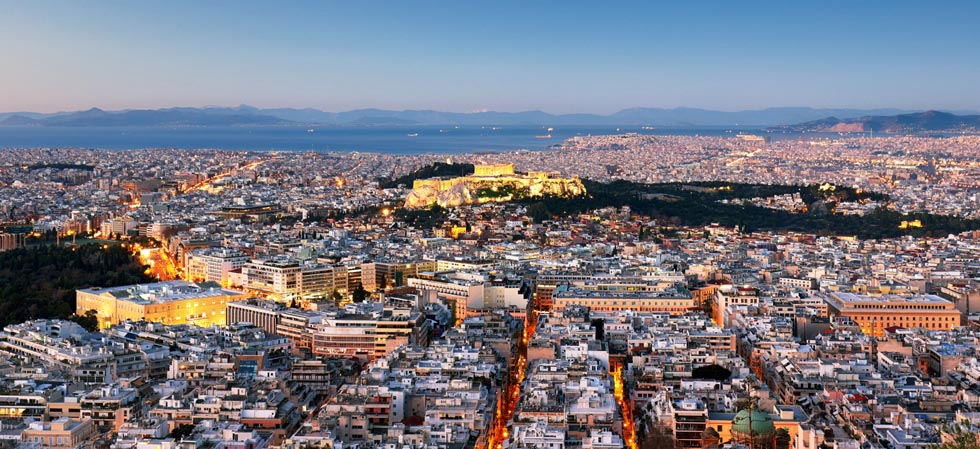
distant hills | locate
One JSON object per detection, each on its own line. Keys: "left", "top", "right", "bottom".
{"left": 0, "top": 115, "right": 43, "bottom": 126}
{"left": 2, "top": 105, "right": 978, "bottom": 128}
{"left": 0, "top": 107, "right": 291, "bottom": 127}
{"left": 773, "top": 110, "right": 980, "bottom": 134}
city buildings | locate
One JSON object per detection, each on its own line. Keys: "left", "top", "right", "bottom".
{"left": 227, "top": 298, "right": 431, "bottom": 361}
{"left": 6, "top": 132, "right": 980, "bottom": 449}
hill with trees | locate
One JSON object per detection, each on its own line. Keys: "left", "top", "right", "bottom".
{"left": 518, "top": 180, "right": 979, "bottom": 239}
{"left": 0, "top": 244, "right": 152, "bottom": 327}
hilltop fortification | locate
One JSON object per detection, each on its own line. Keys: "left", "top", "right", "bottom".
{"left": 404, "top": 163, "right": 586, "bottom": 208}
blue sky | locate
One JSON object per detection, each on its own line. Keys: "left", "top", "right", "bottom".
{"left": 1, "top": 1, "right": 978, "bottom": 113}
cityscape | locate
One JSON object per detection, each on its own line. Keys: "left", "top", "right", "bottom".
{"left": 3, "top": 2, "right": 980, "bottom": 449}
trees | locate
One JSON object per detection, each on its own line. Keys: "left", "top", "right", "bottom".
{"left": 692, "top": 364, "right": 732, "bottom": 381}
{"left": 169, "top": 424, "right": 195, "bottom": 441}
{"left": 394, "top": 204, "right": 448, "bottom": 229}
{"left": 591, "top": 318, "right": 605, "bottom": 341}
{"left": 639, "top": 424, "right": 675, "bottom": 449}
{"left": 0, "top": 244, "right": 152, "bottom": 327}
{"left": 933, "top": 426, "right": 980, "bottom": 449}
{"left": 526, "top": 202, "right": 552, "bottom": 223}
{"left": 776, "top": 428, "right": 792, "bottom": 449}
{"left": 68, "top": 309, "right": 100, "bottom": 332}
{"left": 702, "top": 297, "right": 714, "bottom": 318}
{"left": 351, "top": 283, "right": 368, "bottom": 303}
{"left": 511, "top": 180, "right": 980, "bottom": 239}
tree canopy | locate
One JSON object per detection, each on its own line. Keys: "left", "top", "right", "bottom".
{"left": 514, "top": 180, "right": 980, "bottom": 239}
{"left": 692, "top": 364, "right": 733, "bottom": 381}
{"left": 0, "top": 244, "right": 152, "bottom": 327}
{"left": 351, "top": 283, "right": 369, "bottom": 303}
{"left": 933, "top": 426, "right": 980, "bottom": 449}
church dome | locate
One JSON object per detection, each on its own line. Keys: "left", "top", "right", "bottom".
{"left": 731, "top": 408, "right": 776, "bottom": 438}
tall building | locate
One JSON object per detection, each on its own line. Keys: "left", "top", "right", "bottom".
{"left": 184, "top": 247, "right": 249, "bottom": 286}
{"left": 99, "top": 217, "right": 138, "bottom": 238}
{"left": 76, "top": 280, "right": 249, "bottom": 328}
{"left": 408, "top": 276, "right": 484, "bottom": 324}
{"left": 226, "top": 298, "right": 288, "bottom": 335}
{"left": 310, "top": 307, "right": 430, "bottom": 361}
{"left": 274, "top": 308, "right": 322, "bottom": 354}
{"left": 937, "top": 282, "right": 980, "bottom": 316}
{"left": 226, "top": 298, "right": 430, "bottom": 360}
{"left": 243, "top": 257, "right": 338, "bottom": 300}
{"left": 671, "top": 398, "right": 708, "bottom": 449}
{"left": 712, "top": 285, "right": 760, "bottom": 326}
{"left": 361, "top": 260, "right": 437, "bottom": 291}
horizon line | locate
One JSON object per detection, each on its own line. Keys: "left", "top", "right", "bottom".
{"left": 4, "top": 104, "right": 977, "bottom": 116}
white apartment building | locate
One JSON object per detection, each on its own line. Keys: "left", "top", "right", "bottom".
{"left": 185, "top": 247, "right": 249, "bottom": 286}
{"left": 243, "top": 256, "right": 337, "bottom": 300}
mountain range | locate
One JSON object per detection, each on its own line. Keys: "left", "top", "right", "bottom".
{"left": 772, "top": 110, "right": 980, "bottom": 133}
{"left": 3, "top": 105, "right": 977, "bottom": 128}
{"left": 0, "top": 107, "right": 289, "bottom": 127}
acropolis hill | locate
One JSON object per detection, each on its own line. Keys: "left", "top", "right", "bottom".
{"left": 403, "top": 163, "right": 586, "bottom": 208}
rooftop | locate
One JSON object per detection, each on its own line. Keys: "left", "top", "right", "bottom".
{"left": 79, "top": 280, "right": 246, "bottom": 305}
{"left": 827, "top": 292, "right": 953, "bottom": 307}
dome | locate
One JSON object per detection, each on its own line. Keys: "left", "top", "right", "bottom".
{"left": 731, "top": 408, "right": 776, "bottom": 437}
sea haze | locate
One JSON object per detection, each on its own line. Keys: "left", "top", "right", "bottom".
{"left": 0, "top": 125, "right": 786, "bottom": 154}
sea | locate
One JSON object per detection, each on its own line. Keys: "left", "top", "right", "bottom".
{"left": 0, "top": 125, "right": 837, "bottom": 154}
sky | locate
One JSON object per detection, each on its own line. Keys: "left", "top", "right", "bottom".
{"left": 1, "top": 0, "right": 979, "bottom": 114}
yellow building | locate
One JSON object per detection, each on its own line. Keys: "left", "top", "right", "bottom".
{"left": 552, "top": 286, "right": 695, "bottom": 314}
{"left": 21, "top": 417, "right": 96, "bottom": 449}
{"left": 823, "top": 292, "right": 960, "bottom": 337}
{"left": 76, "top": 280, "right": 249, "bottom": 329}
